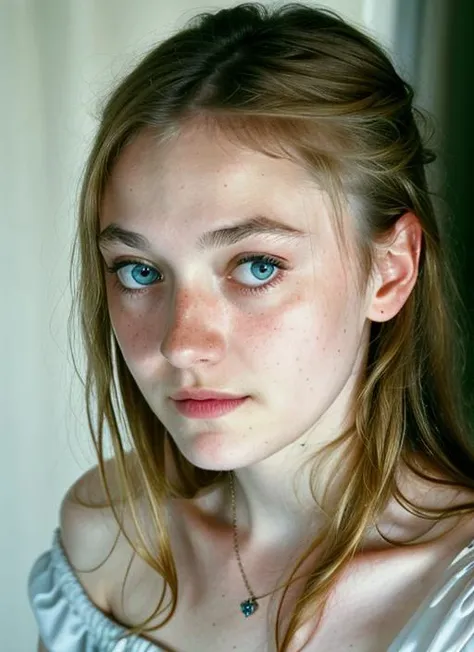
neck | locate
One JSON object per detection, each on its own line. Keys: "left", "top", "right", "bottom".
{"left": 227, "top": 434, "right": 356, "bottom": 550}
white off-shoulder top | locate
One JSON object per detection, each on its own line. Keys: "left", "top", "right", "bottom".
{"left": 28, "top": 528, "right": 474, "bottom": 651}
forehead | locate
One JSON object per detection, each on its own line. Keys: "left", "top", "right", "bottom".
{"left": 100, "top": 126, "right": 354, "bottom": 252}
{"left": 105, "top": 126, "right": 317, "bottom": 199}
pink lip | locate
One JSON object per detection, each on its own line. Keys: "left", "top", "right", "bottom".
{"left": 171, "top": 388, "right": 246, "bottom": 401}
{"left": 171, "top": 397, "right": 248, "bottom": 419}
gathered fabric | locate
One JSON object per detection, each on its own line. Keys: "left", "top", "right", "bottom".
{"left": 28, "top": 529, "right": 156, "bottom": 651}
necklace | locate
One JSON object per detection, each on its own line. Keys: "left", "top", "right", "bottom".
{"left": 229, "top": 471, "right": 315, "bottom": 620}
{"left": 229, "top": 470, "right": 287, "bottom": 618}
{"left": 229, "top": 470, "right": 260, "bottom": 617}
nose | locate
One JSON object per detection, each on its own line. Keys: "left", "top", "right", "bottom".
{"left": 160, "top": 287, "right": 227, "bottom": 369}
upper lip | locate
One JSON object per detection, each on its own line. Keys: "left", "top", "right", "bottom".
{"left": 170, "top": 388, "right": 247, "bottom": 401}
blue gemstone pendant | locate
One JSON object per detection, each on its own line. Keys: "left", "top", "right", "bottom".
{"left": 240, "top": 598, "right": 258, "bottom": 617}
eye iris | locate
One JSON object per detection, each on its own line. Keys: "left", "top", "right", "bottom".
{"left": 131, "top": 265, "right": 158, "bottom": 285}
{"left": 251, "top": 261, "right": 274, "bottom": 281}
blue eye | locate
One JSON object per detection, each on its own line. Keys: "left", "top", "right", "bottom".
{"left": 234, "top": 256, "right": 279, "bottom": 284}
{"left": 110, "top": 262, "right": 161, "bottom": 290}
{"left": 251, "top": 260, "right": 274, "bottom": 280}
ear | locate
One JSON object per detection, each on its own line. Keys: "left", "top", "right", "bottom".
{"left": 367, "top": 212, "right": 423, "bottom": 323}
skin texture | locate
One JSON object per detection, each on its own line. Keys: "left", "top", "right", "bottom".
{"left": 99, "top": 123, "right": 422, "bottom": 547}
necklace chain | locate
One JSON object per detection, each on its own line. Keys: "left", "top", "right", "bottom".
{"left": 229, "top": 470, "right": 258, "bottom": 602}
{"left": 229, "top": 470, "right": 306, "bottom": 617}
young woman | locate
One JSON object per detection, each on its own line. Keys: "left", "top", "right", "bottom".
{"left": 28, "top": 3, "right": 474, "bottom": 651}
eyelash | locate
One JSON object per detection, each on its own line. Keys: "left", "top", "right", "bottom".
{"left": 105, "top": 254, "right": 289, "bottom": 298}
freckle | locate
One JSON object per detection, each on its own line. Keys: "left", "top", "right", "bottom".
{"left": 343, "top": 329, "right": 346, "bottom": 334}
{"left": 212, "top": 622, "right": 216, "bottom": 627}
{"left": 337, "top": 349, "right": 340, "bottom": 353}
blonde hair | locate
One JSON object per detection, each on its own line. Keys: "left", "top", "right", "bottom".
{"left": 70, "top": 3, "right": 474, "bottom": 649}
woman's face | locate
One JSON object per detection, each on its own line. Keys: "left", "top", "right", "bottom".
{"left": 99, "top": 125, "right": 375, "bottom": 470}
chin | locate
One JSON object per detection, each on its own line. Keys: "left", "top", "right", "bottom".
{"left": 174, "top": 431, "right": 261, "bottom": 472}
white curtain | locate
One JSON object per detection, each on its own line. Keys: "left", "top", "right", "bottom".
{"left": 0, "top": 1, "right": 419, "bottom": 648}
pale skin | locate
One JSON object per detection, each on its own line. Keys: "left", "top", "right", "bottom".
{"left": 98, "top": 123, "right": 420, "bottom": 547}
{"left": 46, "top": 124, "right": 474, "bottom": 652}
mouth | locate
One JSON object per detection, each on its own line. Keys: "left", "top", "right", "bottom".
{"left": 170, "top": 388, "right": 247, "bottom": 401}
{"left": 171, "top": 396, "right": 249, "bottom": 419}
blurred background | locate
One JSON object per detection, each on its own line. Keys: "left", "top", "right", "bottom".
{"left": 1, "top": 0, "right": 472, "bottom": 649}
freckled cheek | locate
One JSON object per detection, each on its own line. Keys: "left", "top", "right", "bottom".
{"left": 235, "top": 281, "right": 357, "bottom": 368}
{"left": 232, "top": 289, "right": 317, "bottom": 355}
{"left": 107, "top": 292, "right": 164, "bottom": 362}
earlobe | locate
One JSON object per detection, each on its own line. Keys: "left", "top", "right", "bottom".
{"left": 367, "top": 212, "right": 423, "bottom": 323}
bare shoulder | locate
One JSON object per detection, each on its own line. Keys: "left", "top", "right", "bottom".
{"left": 59, "top": 452, "right": 139, "bottom": 611}
{"left": 446, "top": 486, "right": 474, "bottom": 547}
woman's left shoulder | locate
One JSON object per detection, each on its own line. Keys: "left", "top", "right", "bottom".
{"left": 394, "top": 461, "right": 474, "bottom": 542}
{"left": 437, "top": 486, "right": 474, "bottom": 556}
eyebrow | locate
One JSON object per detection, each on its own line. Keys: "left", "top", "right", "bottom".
{"left": 97, "top": 216, "right": 308, "bottom": 253}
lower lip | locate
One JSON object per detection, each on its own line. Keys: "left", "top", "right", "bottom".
{"left": 171, "top": 397, "right": 248, "bottom": 418}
